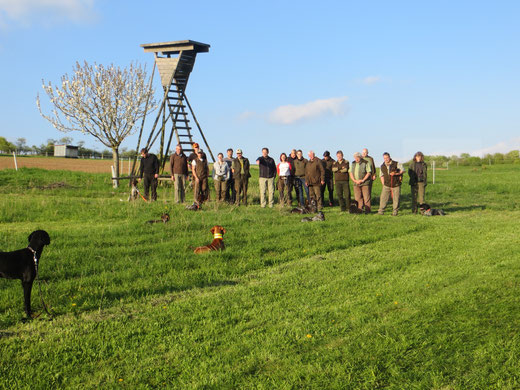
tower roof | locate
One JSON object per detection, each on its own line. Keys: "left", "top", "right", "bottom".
{"left": 141, "top": 40, "right": 210, "bottom": 55}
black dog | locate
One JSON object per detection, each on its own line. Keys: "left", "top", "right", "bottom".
{"left": 146, "top": 213, "right": 170, "bottom": 224}
{"left": 0, "top": 230, "right": 51, "bottom": 317}
{"left": 419, "top": 203, "right": 446, "bottom": 216}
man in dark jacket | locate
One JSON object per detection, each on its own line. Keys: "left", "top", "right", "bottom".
{"left": 332, "top": 150, "right": 350, "bottom": 212}
{"left": 321, "top": 151, "right": 335, "bottom": 207}
{"left": 169, "top": 144, "right": 188, "bottom": 203}
{"left": 293, "top": 150, "right": 309, "bottom": 206}
{"left": 256, "top": 147, "right": 277, "bottom": 208}
{"left": 139, "top": 148, "right": 159, "bottom": 201}
{"left": 378, "top": 152, "right": 403, "bottom": 216}
{"left": 408, "top": 151, "right": 428, "bottom": 213}
{"left": 224, "top": 148, "right": 236, "bottom": 204}
{"left": 232, "top": 149, "right": 250, "bottom": 206}
{"left": 287, "top": 149, "right": 297, "bottom": 204}
{"left": 305, "top": 150, "right": 325, "bottom": 210}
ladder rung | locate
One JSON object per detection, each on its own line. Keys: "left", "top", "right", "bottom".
{"left": 179, "top": 142, "right": 194, "bottom": 145}
{"left": 168, "top": 104, "right": 186, "bottom": 108}
{"left": 177, "top": 134, "right": 192, "bottom": 137}
{"left": 174, "top": 126, "right": 191, "bottom": 130}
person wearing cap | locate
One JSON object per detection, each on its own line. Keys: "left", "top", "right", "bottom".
{"left": 378, "top": 152, "right": 403, "bottom": 216}
{"left": 213, "top": 152, "right": 230, "bottom": 203}
{"left": 138, "top": 147, "right": 159, "bottom": 201}
{"left": 362, "top": 148, "right": 376, "bottom": 204}
{"left": 169, "top": 144, "right": 188, "bottom": 203}
{"left": 223, "top": 148, "right": 236, "bottom": 204}
{"left": 256, "top": 147, "right": 277, "bottom": 208}
{"left": 332, "top": 150, "right": 350, "bottom": 211}
{"left": 321, "top": 151, "right": 335, "bottom": 207}
{"left": 192, "top": 149, "right": 209, "bottom": 202}
{"left": 232, "top": 149, "right": 251, "bottom": 206}
{"left": 349, "top": 152, "right": 372, "bottom": 213}
{"left": 305, "top": 150, "right": 325, "bottom": 210}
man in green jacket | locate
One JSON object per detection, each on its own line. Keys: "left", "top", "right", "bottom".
{"left": 408, "top": 151, "right": 428, "bottom": 214}
{"left": 232, "top": 149, "right": 250, "bottom": 206}
{"left": 305, "top": 150, "right": 325, "bottom": 210}
{"left": 378, "top": 152, "right": 403, "bottom": 216}
{"left": 349, "top": 152, "right": 372, "bottom": 214}
{"left": 332, "top": 150, "right": 350, "bottom": 212}
{"left": 321, "top": 151, "right": 335, "bottom": 207}
{"left": 362, "top": 148, "right": 376, "bottom": 203}
{"left": 293, "top": 150, "right": 309, "bottom": 206}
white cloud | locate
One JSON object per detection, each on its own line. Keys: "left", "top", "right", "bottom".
{"left": 268, "top": 96, "right": 348, "bottom": 125}
{"left": 361, "top": 76, "right": 382, "bottom": 85}
{"left": 0, "top": 0, "right": 96, "bottom": 27}
{"left": 471, "top": 137, "right": 520, "bottom": 157}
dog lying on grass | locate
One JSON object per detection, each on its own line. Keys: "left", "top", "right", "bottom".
{"left": 146, "top": 213, "right": 170, "bottom": 224}
{"left": 301, "top": 211, "right": 325, "bottom": 222}
{"left": 419, "top": 203, "right": 446, "bottom": 216}
{"left": 291, "top": 199, "right": 317, "bottom": 214}
{"left": 0, "top": 230, "right": 51, "bottom": 318}
{"left": 193, "top": 226, "right": 226, "bottom": 254}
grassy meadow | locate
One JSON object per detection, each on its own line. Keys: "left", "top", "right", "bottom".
{"left": 1, "top": 164, "right": 519, "bottom": 389}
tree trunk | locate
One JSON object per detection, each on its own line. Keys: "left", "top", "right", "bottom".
{"left": 112, "top": 147, "right": 120, "bottom": 188}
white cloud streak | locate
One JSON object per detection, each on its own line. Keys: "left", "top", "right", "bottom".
{"left": 361, "top": 76, "right": 381, "bottom": 85}
{"left": 268, "top": 96, "right": 348, "bottom": 125}
{"left": 0, "top": 0, "right": 96, "bottom": 27}
{"left": 471, "top": 137, "right": 520, "bottom": 157}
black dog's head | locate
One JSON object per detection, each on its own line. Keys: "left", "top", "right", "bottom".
{"left": 28, "top": 230, "right": 51, "bottom": 248}
{"left": 419, "top": 203, "right": 431, "bottom": 211}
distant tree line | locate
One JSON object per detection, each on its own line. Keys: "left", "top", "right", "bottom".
{"left": 0, "top": 136, "right": 139, "bottom": 159}
{"left": 406, "top": 150, "right": 520, "bottom": 167}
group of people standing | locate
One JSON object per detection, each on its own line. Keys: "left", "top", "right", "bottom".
{"left": 139, "top": 143, "right": 429, "bottom": 215}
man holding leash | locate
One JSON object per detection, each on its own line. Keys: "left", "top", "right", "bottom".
{"left": 138, "top": 148, "right": 159, "bottom": 201}
{"left": 378, "top": 152, "right": 404, "bottom": 216}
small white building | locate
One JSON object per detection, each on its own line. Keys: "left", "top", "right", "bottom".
{"left": 54, "top": 144, "right": 79, "bottom": 158}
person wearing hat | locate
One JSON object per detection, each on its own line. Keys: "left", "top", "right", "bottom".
{"left": 321, "top": 151, "right": 335, "bottom": 207}
{"left": 232, "top": 149, "right": 251, "bottom": 206}
{"left": 349, "top": 152, "right": 372, "bottom": 213}
{"left": 256, "top": 147, "right": 277, "bottom": 208}
{"left": 192, "top": 148, "right": 209, "bottom": 202}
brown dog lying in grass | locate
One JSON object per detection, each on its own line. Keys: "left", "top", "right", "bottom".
{"left": 193, "top": 225, "right": 226, "bottom": 254}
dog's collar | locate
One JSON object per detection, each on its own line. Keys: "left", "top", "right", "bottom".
{"left": 27, "top": 246, "right": 38, "bottom": 275}
{"left": 213, "top": 233, "right": 223, "bottom": 240}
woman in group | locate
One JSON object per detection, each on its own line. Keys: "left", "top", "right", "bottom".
{"left": 408, "top": 151, "right": 428, "bottom": 213}
{"left": 213, "top": 153, "right": 230, "bottom": 203}
{"left": 277, "top": 153, "right": 292, "bottom": 206}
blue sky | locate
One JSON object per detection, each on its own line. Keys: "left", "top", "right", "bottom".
{"left": 0, "top": 0, "right": 519, "bottom": 164}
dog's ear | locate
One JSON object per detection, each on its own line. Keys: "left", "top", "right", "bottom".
{"left": 210, "top": 226, "right": 215, "bottom": 234}
{"left": 222, "top": 227, "right": 226, "bottom": 234}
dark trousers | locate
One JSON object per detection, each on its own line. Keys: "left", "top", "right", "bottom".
{"left": 194, "top": 177, "right": 209, "bottom": 202}
{"left": 143, "top": 173, "right": 158, "bottom": 201}
{"left": 225, "top": 178, "right": 236, "bottom": 203}
{"left": 335, "top": 180, "right": 350, "bottom": 211}
{"left": 235, "top": 174, "right": 249, "bottom": 205}
{"left": 294, "top": 177, "right": 309, "bottom": 205}
{"left": 321, "top": 177, "right": 334, "bottom": 205}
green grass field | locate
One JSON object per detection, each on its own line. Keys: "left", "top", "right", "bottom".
{"left": 1, "top": 165, "right": 519, "bottom": 389}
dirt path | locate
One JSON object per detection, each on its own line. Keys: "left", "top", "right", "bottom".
{"left": 0, "top": 156, "right": 133, "bottom": 173}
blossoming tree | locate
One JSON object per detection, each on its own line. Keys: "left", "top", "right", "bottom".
{"left": 37, "top": 61, "right": 157, "bottom": 186}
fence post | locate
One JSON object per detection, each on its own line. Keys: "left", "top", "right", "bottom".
{"left": 111, "top": 166, "right": 117, "bottom": 188}
{"left": 13, "top": 151, "right": 18, "bottom": 171}
{"left": 432, "top": 161, "right": 435, "bottom": 184}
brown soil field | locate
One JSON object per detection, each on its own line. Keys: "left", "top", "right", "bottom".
{"left": 0, "top": 156, "right": 133, "bottom": 173}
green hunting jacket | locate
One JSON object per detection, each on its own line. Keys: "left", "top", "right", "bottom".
{"left": 293, "top": 157, "right": 308, "bottom": 177}
{"left": 305, "top": 158, "right": 325, "bottom": 186}
{"left": 232, "top": 157, "right": 251, "bottom": 178}
{"left": 408, "top": 161, "right": 428, "bottom": 186}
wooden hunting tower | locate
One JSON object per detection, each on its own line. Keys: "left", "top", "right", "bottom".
{"left": 137, "top": 40, "right": 214, "bottom": 172}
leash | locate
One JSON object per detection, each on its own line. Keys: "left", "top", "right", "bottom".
{"left": 27, "top": 246, "right": 54, "bottom": 319}
{"left": 135, "top": 188, "right": 148, "bottom": 202}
